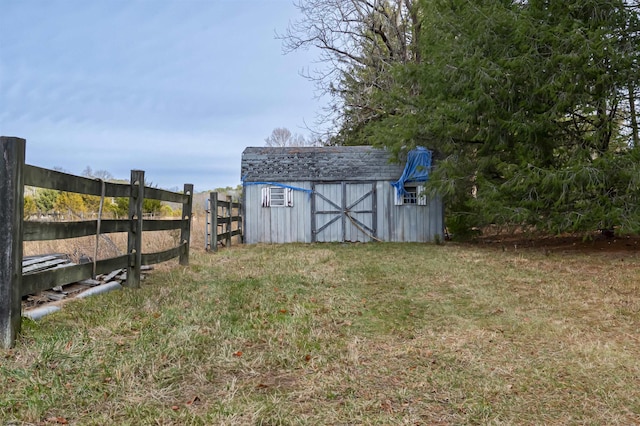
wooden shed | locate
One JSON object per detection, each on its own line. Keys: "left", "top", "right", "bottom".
{"left": 241, "top": 146, "right": 444, "bottom": 243}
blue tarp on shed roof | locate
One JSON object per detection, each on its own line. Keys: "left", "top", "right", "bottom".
{"left": 391, "top": 147, "right": 433, "bottom": 196}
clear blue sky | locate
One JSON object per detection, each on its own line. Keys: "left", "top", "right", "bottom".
{"left": 0, "top": 0, "right": 326, "bottom": 192}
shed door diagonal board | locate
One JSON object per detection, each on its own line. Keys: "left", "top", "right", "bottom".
{"left": 311, "top": 182, "right": 376, "bottom": 242}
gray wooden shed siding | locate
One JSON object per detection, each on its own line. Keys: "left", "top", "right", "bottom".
{"left": 241, "top": 146, "right": 444, "bottom": 244}
{"left": 243, "top": 182, "right": 313, "bottom": 244}
{"left": 376, "top": 182, "right": 445, "bottom": 242}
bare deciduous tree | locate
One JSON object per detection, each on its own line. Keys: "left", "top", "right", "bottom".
{"left": 265, "top": 127, "right": 309, "bottom": 147}
{"left": 82, "top": 166, "right": 114, "bottom": 181}
{"left": 279, "top": 0, "right": 420, "bottom": 143}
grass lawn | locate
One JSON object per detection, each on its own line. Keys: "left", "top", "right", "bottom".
{"left": 2, "top": 243, "right": 639, "bottom": 425}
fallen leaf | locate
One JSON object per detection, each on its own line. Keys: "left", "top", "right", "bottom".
{"left": 279, "top": 309, "right": 288, "bottom": 314}
{"left": 186, "top": 395, "right": 201, "bottom": 405}
{"left": 171, "top": 405, "right": 179, "bottom": 411}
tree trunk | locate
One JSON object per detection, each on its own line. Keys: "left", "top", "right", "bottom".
{"left": 630, "top": 83, "right": 639, "bottom": 148}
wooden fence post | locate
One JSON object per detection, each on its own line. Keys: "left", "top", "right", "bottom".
{"left": 204, "top": 197, "right": 210, "bottom": 251}
{"left": 179, "top": 184, "right": 193, "bottom": 265}
{"left": 126, "top": 170, "right": 144, "bottom": 288}
{"left": 0, "top": 137, "right": 25, "bottom": 349}
{"left": 210, "top": 192, "right": 218, "bottom": 252}
{"left": 226, "top": 195, "right": 233, "bottom": 248}
{"left": 238, "top": 196, "right": 244, "bottom": 244}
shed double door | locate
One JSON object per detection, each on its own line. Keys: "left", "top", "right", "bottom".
{"left": 311, "top": 182, "right": 376, "bottom": 242}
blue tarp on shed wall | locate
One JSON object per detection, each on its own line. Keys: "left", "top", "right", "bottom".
{"left": 391, "top": 147, "right": 433, "bottom": 196}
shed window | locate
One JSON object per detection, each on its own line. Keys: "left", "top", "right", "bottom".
{"left": 395, "top": 184, "right": 426, "bottom": 206}
{"left": 262, "top": 187, "right": 293, "bottom": 207}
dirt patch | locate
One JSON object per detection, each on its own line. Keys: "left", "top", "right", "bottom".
{"left": 468, "top": 232, "right": 640, "bottom": 254}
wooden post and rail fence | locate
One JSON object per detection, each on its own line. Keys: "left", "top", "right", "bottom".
{"left": 1, "top": 136, "right": 194, "bottom": 349}
{"left": 205, "top": 192, "right": 243, "bottom": 251}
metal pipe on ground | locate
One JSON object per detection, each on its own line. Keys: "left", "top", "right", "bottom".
{"left": 22, "top": 281, "right": 123, "bottom": 321}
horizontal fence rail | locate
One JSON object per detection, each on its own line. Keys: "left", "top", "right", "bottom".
{"left": 205, "top": 192, "right": 243, "bottom": 251}
{"left": 1, "top": 136, "right": 193, "bottom": 348}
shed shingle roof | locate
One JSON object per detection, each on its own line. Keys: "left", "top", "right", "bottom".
{"left": 241, "top": 146, "right": 405, "bottom": 182}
